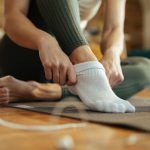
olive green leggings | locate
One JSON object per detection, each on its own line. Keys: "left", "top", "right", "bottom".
{"left": 114, "top": 57, "right": 150, "bottom": 99}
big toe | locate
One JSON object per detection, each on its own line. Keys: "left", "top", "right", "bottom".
{"left": 95, "top": 101, "right": 126, "bottom": 113}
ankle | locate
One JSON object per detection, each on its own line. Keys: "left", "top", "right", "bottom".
{"left": 31, "top": 83, "right": 62, "bottom": 100}
{"left": 21, "top": 81, "right": 39, "bottom": 99}
{"left": 69, "top": 45, "right": 98, "bottom": 65}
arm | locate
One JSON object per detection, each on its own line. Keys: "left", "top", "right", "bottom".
{"left": 4, "top": 0, "right": 53, "bottom": 50}
{"left": 4, "top": 0, "right": 76, "bottom": 85}
{"left": 100, "top": 0, "right": 126, "bottom": 87}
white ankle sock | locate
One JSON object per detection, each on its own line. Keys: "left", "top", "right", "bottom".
{"left": 68, "top": 61, "right": 135, "bottom": 113}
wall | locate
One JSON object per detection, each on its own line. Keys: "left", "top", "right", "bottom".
{"left": 0, "top": 0, "right": 4, "bottom": 28}
{"left": 125, "top": 0, "right": 143, "bottom": 50}
{"left": 140, "top": 0, "right": 150, "bottom": 49}
{"left": 0, "top": 0, "right": 4, "bottom": 39}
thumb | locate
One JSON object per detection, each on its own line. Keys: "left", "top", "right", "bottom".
{"left": 67, "top": 65, "right": 77, "bottom": 86}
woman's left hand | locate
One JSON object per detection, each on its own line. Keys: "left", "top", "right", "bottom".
{"left": 100, "top": 52, "right": 124, "bottom": 88}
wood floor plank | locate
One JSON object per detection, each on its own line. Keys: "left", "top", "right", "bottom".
{"left": 0, "top": 88, "right": 150, "bottom": 150}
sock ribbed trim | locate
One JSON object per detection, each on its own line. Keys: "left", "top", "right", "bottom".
{"left": 73, "top": 61, "right": 105, "bottom": 73}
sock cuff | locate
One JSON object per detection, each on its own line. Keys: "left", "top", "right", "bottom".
{"left": 73, "top": 61, "right": 105, "bottom": 73}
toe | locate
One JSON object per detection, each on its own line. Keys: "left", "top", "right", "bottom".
{"left": 111, "top": 103, "right": 126, "bottom": 113}
{"left": 104, "top": 102, "right": 120, "bottom": 113}
{"left": 117, "top": 103, "right": 126, "bottom": 113}
{"left": 95, "top": 101, "right": 105, "bottom": 112}
{"left": 91, "top": 99, "right": 135, "bottom": 113}
{"left": 124, "top": 101, "right": 136, "bottom": 113}
{"left": 0, "top": 88, "right": 9, "bottom": 105}
{"left": 109, "top": 103, "right": 118, "bottom": 113}
{"left": 95, "top": 101, "right": 121, "bottom": 113}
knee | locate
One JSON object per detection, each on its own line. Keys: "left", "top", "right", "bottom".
{"left": 122, "top": 57, "right": 150, "bottom": 87}
{"left": 130, "top": 57, "right": 150, "bottom": 85}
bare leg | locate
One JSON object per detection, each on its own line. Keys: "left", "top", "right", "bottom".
{"left": 69, "top": 45, "right": 98, "bottom": 64}
{"left": 0, "top": 76, "right": 62, "bottom": 104}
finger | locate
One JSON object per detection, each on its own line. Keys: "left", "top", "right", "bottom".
{"left": 0, "top": 85, "right": 3, "bottom": 88}
{"left": 67, "top": 65, "right": 77, "bottom": 85}
{"left": 109, "top": 74, "right": 118, "bottom": 87}
{"left": 0, "top": 97, "right": 9, "bottom": 105}
{"left": 0, "top": 87, "right": 9, "bottom": 95}
{"left": 59, "top": 65, "right": 67, "bottom": 85}
{"left": 0, "top": 93, "right": 9, "bottom": 97}
{"left": 103, "top": 68, "right": 110, "bottom": 80}
{"left": 110, "top": 75, "right": 123, "bottom": 88}
{"left": 110, "top": 79, "right": 118, "bottom": 88}
{"left": 52, "top": 66, "right": 60, "bottom": 84}
{"left": 0, "top": 101, "right": 9, "bottom": 106}
{"left": 45, "top": 68, "right": 52, "bottom": 80}
{"left": 0, "top": 98, "right": 9, "bottom": 102}
{"left": 105, "top": 73, "right": 111, "bottom": 81}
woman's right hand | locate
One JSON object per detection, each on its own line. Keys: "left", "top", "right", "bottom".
{"left": 38, "top": 35, "right": 76, "bottom": 86}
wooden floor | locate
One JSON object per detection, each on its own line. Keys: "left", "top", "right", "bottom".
{"left": 0, "top": 89, "right": 150, "bottom": 150}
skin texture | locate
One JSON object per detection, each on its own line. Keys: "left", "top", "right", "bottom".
{"left": 0, "top": 76, "right": 62, "bottom": 104}
{"left": 0, "top": 87, "right": 9, "bottom": 105}
{"left": 100, "top": 0, "right": 126, "bottom": 87}
{"left": 4, "top": 0, "right": 76, "bottom": 86}
{"left": 0, "top": 0, "right": 127, "bottom": 104}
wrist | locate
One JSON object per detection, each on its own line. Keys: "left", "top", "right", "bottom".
{"left": 102, "top": 51, "right": 121, "bottom": 66}
{"left": 103, "top": 48, "right": 121, "bottom": 59}
{"left": 36, "top": 31, "right": 57, "bottom": 51}
{"left": 101, "top": 29, "right": 124, "bottom": 56}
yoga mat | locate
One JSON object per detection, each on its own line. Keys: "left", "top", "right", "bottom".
{"left": 8, "top": 95, "right": 150, "bottom": 132}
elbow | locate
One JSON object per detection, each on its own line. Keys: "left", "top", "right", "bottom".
{"left": 4, "top": 13, "right": 16, "bottom": 35}
{"left": 3, "top": 16, "right": 18, "bottom": 42}
{"left": 4, "top": 22, "right": 9, "bottom": 33}
{"left": 4, "top": 17, "right": 12, "bottom": 35}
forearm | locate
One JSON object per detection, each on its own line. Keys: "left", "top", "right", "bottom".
{"left": 100, "top": 28, "right": 125, "bottom": 87}
{"left": 101, "top": 0, "right": 126, "bottom": 57}
{"left": 101, "top": 27, "right": 124, "bottom": 57}
{"left": 4, "top": 12, "right": 53, "bottom": 50}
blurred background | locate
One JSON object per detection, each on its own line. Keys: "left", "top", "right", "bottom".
{"left": 0, "top": 0, "right": 150, "bottom": 59}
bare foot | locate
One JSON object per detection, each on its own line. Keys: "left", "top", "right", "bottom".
{"left": 0, "top": 76, "right": 62, "bottom": 103}
{"left": 0, "top": 87, "right": 9, "bottom": 105}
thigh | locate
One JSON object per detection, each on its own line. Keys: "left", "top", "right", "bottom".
{"left": 113, "top": 57, "right": 150, "bottom": 99}
{"left": 0, "top": 35, "right": 43, "bottom": 81}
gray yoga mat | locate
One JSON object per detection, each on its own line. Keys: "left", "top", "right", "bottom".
{"left": 8, "top": 96, "right": 150, "bottom": 132}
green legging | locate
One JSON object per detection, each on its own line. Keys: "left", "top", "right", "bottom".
{"left": 36, "top": 0, "right": 88, "bottom": 55}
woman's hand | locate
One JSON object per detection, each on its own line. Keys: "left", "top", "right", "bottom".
{"left": 0, "top": 87, "right": 9, "bottom": 105}
{"left": 100, "top": 51, "right": 124, "bottom": 88}
{"left": 38, "top": 35, "right": 76, "bottom": 86}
